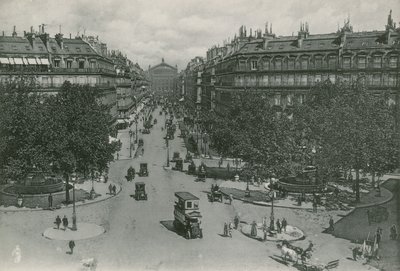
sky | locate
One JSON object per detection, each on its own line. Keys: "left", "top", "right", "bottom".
{"left": 0, "top": 0, "right": 399, "bottom": 71}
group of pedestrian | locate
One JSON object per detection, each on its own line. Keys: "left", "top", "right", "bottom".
{"left": 276, "top": 218, "right": 288, "bottom": 233}
{"left": 54, "top": 215, "right": 69, "bottom": 230}
{"left": 108, "top": 184, "right": 117, "bottom": 195}
{"left": 223, "top": 222, "right": 233, "bottom": 237}
{"left": 223, "top": 215, "right": 241, "bottom": 238}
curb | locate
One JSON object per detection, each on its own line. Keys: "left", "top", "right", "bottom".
{"left": 220, "top": 184, "right": 394, "bottom": 212}
{"left": 0, "top": 183, "right": 123, "bottom": 213}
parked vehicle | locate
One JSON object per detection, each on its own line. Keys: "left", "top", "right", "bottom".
{"left": 142, "top": 128, "right": 150, "bottom": 134}
{"left": 173, "top": 192, "right": 203, "bottom": 239}
{"left": 208, "top": 185, "right": 223, "bottom": 202}
{"left": 138, "top": 163, "right": 149, "bottom": 177}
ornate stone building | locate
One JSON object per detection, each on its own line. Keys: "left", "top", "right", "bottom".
{"left": 182, "top": 11, "right": 400, "bottom": 116}
{"left": 148, "top": 58, "right": 178, "bottom": 93}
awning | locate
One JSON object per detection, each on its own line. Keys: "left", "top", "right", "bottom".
{"left": 0, "top": 57, "right": 10, "bottom": 64}
{"left": 39, "top": 58, "right": 50, "bottom": 65}
{"left": 13, "top": 58, "right": 24, "bottom": 65}
{"left": 25, "top": 58, "right": 37, "bottom": 65}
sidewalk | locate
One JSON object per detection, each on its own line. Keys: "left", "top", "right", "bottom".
{"left": 0, "top": 181, "right": 121, "bottom": 212}
{"left": 218, "top": 178, "right": 396, "bottom": 211}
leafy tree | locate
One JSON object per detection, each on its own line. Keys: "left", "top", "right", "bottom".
{"left": 0, "top": 79, "right": 120, "bottom": 202}
{"left": 299, "top": 79, "right": 398, "bottom": 202}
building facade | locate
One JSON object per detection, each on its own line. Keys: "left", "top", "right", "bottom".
{"left": 148, "top": 58, "right": 178, "bottom": 93}
{"left": 0, "top": 25, "right": 149, "bottom": 129}
{"left": 181, "top": 11, "right": 400, "bottom": 116}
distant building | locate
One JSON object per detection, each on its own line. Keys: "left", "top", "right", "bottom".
{"left": 148, "top": 58, "right": 177, "bottom": 93}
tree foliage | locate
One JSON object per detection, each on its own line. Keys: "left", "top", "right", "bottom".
{"left": 0, "top": 79, "right": 120, "bottom": 199}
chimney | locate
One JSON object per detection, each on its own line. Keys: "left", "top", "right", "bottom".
{"left": 39, "top": 32, "right": 49, "bottom": 48}
{"left": 55, "top": 33, "right": 64, "bottom": 49}
{"left": 12, "top": 26, "right": 17, "bottom": 37}
{"left": 25, "top": 30, "right": 36, "bottom": 47}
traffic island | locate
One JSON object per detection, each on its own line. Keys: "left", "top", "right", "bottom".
{"left": 240, "top": 223, "right": 305, "bottom": 242}
{"left": 43, "top": 222, "right": 105, "bottom": 241}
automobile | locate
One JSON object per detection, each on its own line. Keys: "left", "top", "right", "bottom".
{"left": 138, "top": 138, "right": 144, "bottom": 147}
{"left": 207, "top": 185, "right": 223, "bottom": 202}
{"left": 133, "top": 182, "right": 147, "bottom": 200}
{"left": 196, "top": 164, "right": 206, "bottom": 182}
{"left": 173, "top": 192, "right": 203, "bottom": 239}
{"left": 138, "top": 163, "right": 149, "bottom": 177}
{"left": 142, "top": 128, "right": 150, "bottom": 134}
{"left": 173, "top": 159, "right": 183, "bottom": 171}
{"left": 187, "top": 161, "right": 196, "bottom": 175}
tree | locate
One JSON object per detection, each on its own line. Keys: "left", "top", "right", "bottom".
{"left": 299, "top": 79, "right": 398, "bottom": 202}
{"left": 208, "top": 90, "right": 300, "bottom": 179}
{"left": 0, "top": 79, "right": 120, "bottom": 202}
{"left": 50, "top": 82, "right": 120, "bottom": 202}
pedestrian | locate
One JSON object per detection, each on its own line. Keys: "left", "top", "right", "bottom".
{"left": 68, "top": 240, "right": 75, "bottom": 254}
{"left": 263, "top": 226, "right": 267, "bottom": 241}
{"left": 11, "top": 245, "right": 21, "bottom": 263}
{"left": 227, "top": 162, "right": 230, "bottom": 172}
{"left": 329, "top": 216, "right": 334, "bottom": 232}
{"left": 251, "top": 221, "right": 257, "bottom": 237}
{"left": 234, "top": 215, "right": 240, "bottom": 230}
{"left": 312, "top": 198, "right": 317, "bottom": 212}
{"left": 55, "top": 215, "right": 61, "bottom": 230}
{"left": 282, "top": 218, "right": 287, "bottom": 232}
{"left": 116, "top": 152, "right": 119, "bottom": 160}
{"left": 376, "top": 228, "right": 382, "bottom": 245}
{"left": 112, "top": 185, "right": 117, "bottom": 195}
{"left": 297, "top": 195, "right": 302, "bottom": 206}
{"left": 62, "top": 215, "right": 68, "bottom": 230}
{"left": 276, "top": 219, "right": 281, "bottom": 234}
{"left": 228, "top": 222, "right": 233, "bottom": 237}
{"left": 108, "top": 184, "right": 113, "bottom": 195}
{"left": 390, "top": 224, "right": 398, "bottom": 240}
{"left": 367, "top": 210, "right": 371, "bottom": 225}
{"left": 229, "top": 194, "right": 233, "bottom": 205}
{"left": 142, "top": 148, "right": 145, "bottom": 155}
{"left": 48, "top": 193, "right": 53, "bottom": 209}
{"left": 224, "top": 222, "right": 228, "bottom": 237}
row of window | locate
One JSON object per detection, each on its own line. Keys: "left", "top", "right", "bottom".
{"left": 53, "top": 59, "right": 97, "bottom": 69}
{"left": 233, "top": 73, "right": 398, "bottom": 87}
{"left": 240, "top": 55, "right": 399, "bottom": 71}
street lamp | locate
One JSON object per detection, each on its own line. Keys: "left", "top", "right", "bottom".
{"left": 268, "top": 180, "right": 275, "bottom": 231}
{"left": 71, "top": 172, "right": 77, "bottom": 231}
{"left": 166, "top": 134, "right": 170, "bottom": 167}
{"left": 129, "top": 129, "right": 133, "bottom": 158}
{"left": 135, "top": 116, "right": 138, "bottom": 144}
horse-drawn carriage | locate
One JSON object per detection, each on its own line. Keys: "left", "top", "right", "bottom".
{"left": 173, "top": 192, "right": 203, "bottom": 239}
{"left": 125, "top": 166, "right": 136, "bottom": 182}
{"left": 138, "top": 163, "right": 149, "bottom": 177}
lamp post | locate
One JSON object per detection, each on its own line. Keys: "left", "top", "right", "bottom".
{"left": 135, "top": 117, "right": 138, "bottom": 144}
{"left": 129, "top": 129, "right": 133, "bottom": 158}
{"left": 166, "top": 134, "right": 170, "bottom": 167}
{"left": 71, "top": 172, "right": 77, "bottom": 231}
{"left": 268, "top": 181, "right": 275, "bottom": 231}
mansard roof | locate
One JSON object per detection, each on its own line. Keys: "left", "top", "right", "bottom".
{"left": 0, "top": 36, "right": 48, "bottom": 55}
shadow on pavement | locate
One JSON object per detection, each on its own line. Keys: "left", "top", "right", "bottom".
{"left": 159, "top": 220, "right": 185, "bottom": 238}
